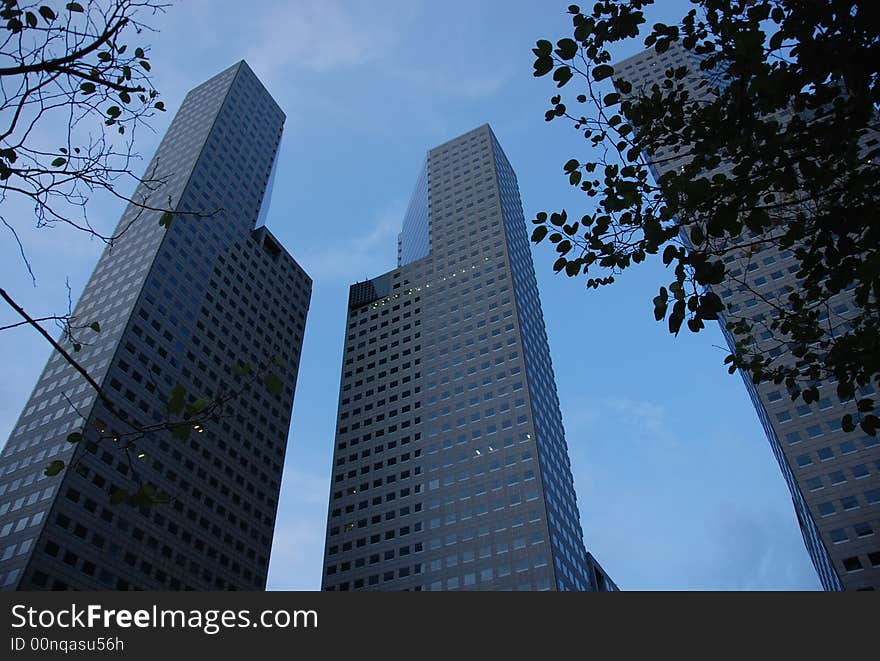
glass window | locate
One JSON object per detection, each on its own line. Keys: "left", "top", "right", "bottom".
{"left": 854, "top": 523, "right": 873, "bottom": 538}
{"left": 829, "top": 529, "right": 847, "bottom": 544}
{"left": 839, "top": 440, "right": 857, "bottom": 454}
{"left": 817, "top": 502, "right": 835, "bottom": 516}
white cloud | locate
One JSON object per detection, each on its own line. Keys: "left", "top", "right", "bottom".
{"left": 267, "top": 467, "right": 331, "bottom": 590}
{"left": 297, "top": 200, "right": 403, "bottom": 283}
{"left": 601, "top": 396, "right": 668, "bottom": 437}
{"left": 281, "top": 468, "right": 331, "bottom": 506}
{"left": 703, "top": 502, "right": 821, "bottom": 590}
{"left": 244, "top": 1, "right": 414, "bottom": 84}
{"left": 266, "top": 518, "right": 325, "bottom": 590}
{"left": 386, "top": 63, "right": 513, "bottom": 101}
{"left": 562, "top": 394, "right": 673, "bottom": 445}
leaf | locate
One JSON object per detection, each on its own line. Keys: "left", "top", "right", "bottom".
{"left": 25, "top": 11, "right": 37, "bottom": 27}
{"left": 80, "top": 81, "right": 96, "bottom": 94}
{"left": 668, "top": 300, "right": 686, "bottom": 335}
{"left": 51, "top": 157, "right": 66, "bottom": 167}
{"left": 531, "top": 226, "right": 548, "bottom": 243}
{"left": 159, "top": 211, "right": 173, "bottom": 228}
{"left": 603, "top": 92, "right": 620, "bottom": 106}
{"left": 38, "top": 6, "right": 57, "bottom": 22}
{"left": 841, "top": 414, "right": 855, "bottom": 433}
{"left": 553, "top": 66, "right": 573, "bottom": 87}
{"left": 653, "top": 287, "right": 669, "bottom": 321}
{"left": 44, "top": 460, "right": 65, "bottom": 476}
{"left": 166, "top": 383, "right": 186, "bottom": 416}
{"left": 129, "top": 484, "right": 170, "bottom": 507}
{"left": 66, "top": 432, "right": 82, "bottom": 443}
{"left": 106, "top": 105, "right": 121, "bottom": 118}
{"left": 534, "top": 39, "right": 552, "bottom": 56}
{"left": 89, "top": 321, "right": 101, "bottom": 332}
{"left": 555, "top": 38, "right": 578, "bottom": 60}
{"left": 697, "top": 292, "right": 723, "bottom": 320}
{"left": 592, "top": 64, "right": 614, "bottom": 81}
{"left": 154, "top": 101, "right": 165, "bottom": 111}
{"left": 263, "top": 373, "right": 283, "bottom": 397}
{"left": 135, "top": 47, "right": 145, "bottom": 58}
{"left": 66, "top": 2, "right": 84, "bottom": 12}
{"left": 110, "top": 488, "right": 129, "bottom": 505}
{"left": 171, "top": 423, "right": 191, "bottom": 441}
{"left": 187, "top": 398, "right": 210, "bottom": 415}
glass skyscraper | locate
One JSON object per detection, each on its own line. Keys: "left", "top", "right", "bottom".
{"left": 615, "top": 43, "right": 880, "bottom": 590}
{"left": 321, "top": 125, "right": 614, "bottom": 591}
{"left": 0, "top": 61, "right": 311, "bottom": 590}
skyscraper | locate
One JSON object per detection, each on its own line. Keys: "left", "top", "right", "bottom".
{"left": 615, "top": 43, "right": 880, "bottom": 590}
{"left": 0, "top": 61, "right": 311, "bottom": 590}
{"left": 321, "top": 125, "right": 615, "bottom": 591}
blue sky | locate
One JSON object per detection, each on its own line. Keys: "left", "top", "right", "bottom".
{"left": 0, "top": 0, "right": 820, "bottom": 589}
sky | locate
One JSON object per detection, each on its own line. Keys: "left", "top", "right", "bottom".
{"left": 0, "top": 0, "right": 821, "bottom": 590}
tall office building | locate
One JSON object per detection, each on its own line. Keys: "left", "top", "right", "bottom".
{"left": 321, "top": 125, "right": 615, "bottom": 591}
{"left": 0, "top": 62, "right": 311, "bottom": 590}
{"left": 615, "top": 43, "right": 880, "bottom": 590}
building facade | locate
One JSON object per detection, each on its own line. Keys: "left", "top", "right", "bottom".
{"left": 615, "top": 43, "right": 880, "bottom": 590}
{"left": 0, "top": 61, "right": 311, "bottom": 590}
{"left": 322, "top": 125, "right": 612, "bottom": 591}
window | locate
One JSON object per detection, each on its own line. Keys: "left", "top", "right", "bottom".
{"left": 796, "top": 454, "right": 812, "bottom": 467}
{"left": 853, "top": 523, "right": 873, "bottom": 538}
{"left": 817, "top": 447, "right": 834, "bottom": 461}
{"left": 839, "top": 440, "right": 857, "bottom": 454}
{"left": 817, "top": 502, "right": 835, "bottom": 516}
{"left": 842, "top": 556, "right": 862, "bottom": 572}
{"left": 829, "top": 529, "right": 847, "bottom": 544}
